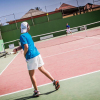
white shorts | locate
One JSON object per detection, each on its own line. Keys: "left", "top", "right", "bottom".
{"left": 26, "top": 54, "right": 44, "bottom": 70}
{"left": 66, "top": 28, "right": 71, "bottom": 33}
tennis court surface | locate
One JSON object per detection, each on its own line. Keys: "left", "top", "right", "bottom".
{"left": 0, "top": 26, "right": 100, "bottom": 100}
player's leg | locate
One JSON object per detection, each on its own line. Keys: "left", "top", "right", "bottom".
{"left": 69, "top": 28, "right": 72, "bottom": 34}
{"left": 28, "top": 70, "right": 40, "bottom": 97}
{"left": 27, "top": 57, "right": 40, "bottom": 97}
{"left": 38, "top": 66, "right": 60, "bottom": 90}
{"left": 28, "top": 70, "right": 38, "bottom": 90}
{"left": 38, "top": 55, "right": 60, "bottom": 90}
{"left": 66, "top": 30, "right": 68, "bottom": 35}
{"left": 37, "top": 55, "right": 54, "bottom": 81}
{"left": 38, "top": 66, "right": 54, "bottom": 81}
{"left": 70, "top": 31, "right": 72, "bottom": 34}
{"left": 27, "top": 58, "right": 38, "bottom": 91}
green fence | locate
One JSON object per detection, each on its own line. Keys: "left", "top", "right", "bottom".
{"left": 1, "top": 10, "right": 100, "bottom": 48}
{"left": 0, "top": 12, "right": 62, "bottom": 33}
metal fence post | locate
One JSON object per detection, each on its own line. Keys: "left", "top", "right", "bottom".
{"left": 31, "top": 13, "right": 35, "bottom": 26}
{"left": 60, "top": 2, "right": 64, "bottom": 16}
{"left": 76, "top": 0, "right": 80, "bottom": 14}
{"left": 13, "top": 13, "right": 18, "bottom": 29}
{"left": 45, "top": 6, "right": 49, "bottom": 22}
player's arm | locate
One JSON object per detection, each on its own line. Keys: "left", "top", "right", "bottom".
{"left": 24, "top": 44, "right": 28, "bottom": 58}
{"left": 13, "top": 46, "right": 22, "bottom": 54}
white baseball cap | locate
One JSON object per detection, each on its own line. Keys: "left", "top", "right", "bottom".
{"left": 21, "top": 22, "right": 28, "bottom": 33}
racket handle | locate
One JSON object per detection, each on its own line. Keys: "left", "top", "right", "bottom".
{"left": 10, "top": 52, "right": 15, "bottom": 54}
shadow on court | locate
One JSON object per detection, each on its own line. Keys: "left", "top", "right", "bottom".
{"left": 40, "top": 90, "right": 56, "bottom": 95}
{"left": 14, "top": 90, "right": 56, "bottom": 100}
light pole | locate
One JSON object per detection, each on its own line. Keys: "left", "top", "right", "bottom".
{"left": 76, "top": 0, "right": 79, "bottom": 7}
{"left": 93, "top": 0, "right": 94, "bottom": 4}
{"left": 0, "top": 19, "right": 1, "bottom": 25}
{"left": 76, "top": 0, "right": 80, "bottom": 14}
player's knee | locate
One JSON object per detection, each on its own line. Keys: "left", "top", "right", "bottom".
{"left": 38, "top": 66, "right": 43, "bottom": 71}
{"left": 29, "top": 70, "right": 35, "bottom": 76}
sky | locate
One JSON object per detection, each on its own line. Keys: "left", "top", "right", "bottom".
{"left": 0, "top": 0, "right": 99, "bottom": 24}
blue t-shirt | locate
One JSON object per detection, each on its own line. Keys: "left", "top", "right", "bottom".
{"left": 66, "top": 25, "right": 70, "bottom": 28}
{"left": 20, "top": 32, "right": 40, "bottom": 60}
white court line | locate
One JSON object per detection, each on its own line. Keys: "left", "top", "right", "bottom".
{"left": 87, "top": 37, "right": 100, "bottom": 39}
{"left": 72, "top": 35, "right": 100, "bottom": 40}
{"left": 43, "top": 42, "right": 100, "bottom": 58}
{"left": 0, "top": 52, "right": 20, "bottom": 75}
{"left": 0, "top": 70, "right": 100, "bottom": 97}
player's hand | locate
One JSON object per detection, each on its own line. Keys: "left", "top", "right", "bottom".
{"left": 13, "top": 49, "right": 17, "bottom": 54}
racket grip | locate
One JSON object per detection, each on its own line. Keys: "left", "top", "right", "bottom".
{"left": 10, "top": 52, "right": 15, "bottom": 54}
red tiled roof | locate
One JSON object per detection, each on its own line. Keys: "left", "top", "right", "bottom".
{"left": 85, "top": 3, "right": 100, "bottom": 9}
{"left": 55, "top": 3, "right": 76, "bottom": 11}
{"left": 55, "top": 3, "right": 100, "bottom": 11}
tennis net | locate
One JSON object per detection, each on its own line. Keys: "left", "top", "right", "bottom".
{"left": 35, "top": 21, "right": 100, "bottom": 49}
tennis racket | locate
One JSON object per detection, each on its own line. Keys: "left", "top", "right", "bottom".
{"left": 0, "top": 51, "right": 15, "bottom": 58}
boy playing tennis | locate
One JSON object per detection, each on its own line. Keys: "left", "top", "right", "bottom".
{"left": 66, "top": 23, "right": 72, "bottom": 35}
{"left": 13, "top": 22, "right": 60, "bottom": 97}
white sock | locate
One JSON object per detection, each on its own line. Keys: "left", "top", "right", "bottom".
{"left": 53, "top": 80, "right": 55, "bottom": 83}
